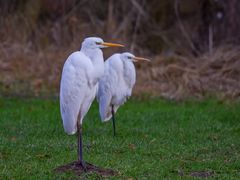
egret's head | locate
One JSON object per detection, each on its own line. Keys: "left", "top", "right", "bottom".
{"left": 82, "top": 37, "right": 124, "bottom": 49}
{"left": 120, "top": 52, "right": 150, "bottom": 62}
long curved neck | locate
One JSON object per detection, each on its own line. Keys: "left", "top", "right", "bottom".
{"left": 122, "top": 59, "right": 136, "bottom": 86}
{"left": 122, "top": 59, "right": 134, "bottom": 71}
{"left": 81, "top": 47, "right": 104, "bottom": 84}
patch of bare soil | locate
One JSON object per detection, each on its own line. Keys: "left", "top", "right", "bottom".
{"left": 189, "top": 171, "right": 214, "bottom": 178}
{"left": 54, "top": 161, "right": 118, "bottom": 177}
{"left": 178, "top": 169, "right": 214, "bottom": 178}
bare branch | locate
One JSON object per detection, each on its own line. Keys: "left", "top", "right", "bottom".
{"left": 174, "top": 0, "right": 199, "bottom": 55}
{"left": 130, "top": 0, "right": 148, "bottom": 18}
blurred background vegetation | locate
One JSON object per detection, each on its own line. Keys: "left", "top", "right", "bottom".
{"left": 0, "top": 0, "right": 240, "bottom": 100}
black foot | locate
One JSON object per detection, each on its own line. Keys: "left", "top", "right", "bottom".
{"left": 77, "top": 160, "right": 87, "bottom": 172}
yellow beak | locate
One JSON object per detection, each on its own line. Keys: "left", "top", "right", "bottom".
{"left": 133, "top": 56, "right": 151, "bottom": 62}
{"left": 100, "top": 42, "right": 124, "bottom": 47}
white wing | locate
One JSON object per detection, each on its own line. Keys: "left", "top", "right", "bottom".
{"left": 97, "top": 54, "right": 121, "bottom": 121}
{"left": 123, "top": 60, "right": 136, "bottom": 97}
{"left": 60, "top": 51, "right": 96, "bottom": 135}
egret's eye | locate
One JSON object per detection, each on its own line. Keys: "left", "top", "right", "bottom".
{"left": 96, "top": 42, "right": 101, "bottom": 45}
{"left": 128, "top": 56, "right": 132, "bottom": 59}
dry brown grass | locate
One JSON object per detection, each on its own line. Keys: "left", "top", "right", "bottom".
{"left": 1, "top": 1, "right": 240, "bottom": 100}
{"left": 135, "top": 46, "right": 240, "bottom": 100}
{"left": 0, "top": 41, "right": 124, "bottom": 97}
{"left": 1, "top": 41, "right": 239, "bottom": 100}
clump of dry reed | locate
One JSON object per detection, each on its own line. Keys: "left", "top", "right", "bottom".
{"left": 135, "top": 46, "right": 240, "bottom": 100}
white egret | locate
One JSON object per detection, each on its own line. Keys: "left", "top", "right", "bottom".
{"left": 97, "top": 52, "right": 150, "bottom": 136}
{"left": 60, "top": 37, "right": 124, "bottom": 167}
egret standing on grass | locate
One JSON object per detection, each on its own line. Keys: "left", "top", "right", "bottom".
{"left": 60, "top": 37, "right": 124, "bottom": 167}
{"left": 97, "top": 52, "right": 150, "bottom": 136}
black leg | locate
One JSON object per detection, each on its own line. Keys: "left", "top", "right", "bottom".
{"left": 77, "top": 123, "right": 86, "bottom": 170}
{"left": 111, "top": 105, "right": 116, "bottom": 136}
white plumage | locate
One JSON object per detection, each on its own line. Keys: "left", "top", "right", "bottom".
{"left": 60, "top": 38, "right": 104, "bottom": 135}
{"left": 98, "top": 53, "right": 136, "bottom": 121}
{"left": 97, "top": 52, "right": 150, "bottom": 135}
{"left": 59, "top": 37, "right": 123, "bottom": 164}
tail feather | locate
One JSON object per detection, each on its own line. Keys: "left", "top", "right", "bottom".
{"left": 61, "top": 108, "right": 78, "bottom": 135}
{"left": 60, "top": 101, "right": 79, "bottom": 135}
{"left": 100, "top": 105, "right": 119, "bottom": 122}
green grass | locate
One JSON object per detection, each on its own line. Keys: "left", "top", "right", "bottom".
{"left": 0, "top": 97, "right": 240, "bottom": 179}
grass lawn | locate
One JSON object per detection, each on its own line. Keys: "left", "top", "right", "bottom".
{"left": 0, "top": 97, "right": 240, "bottom": 179}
